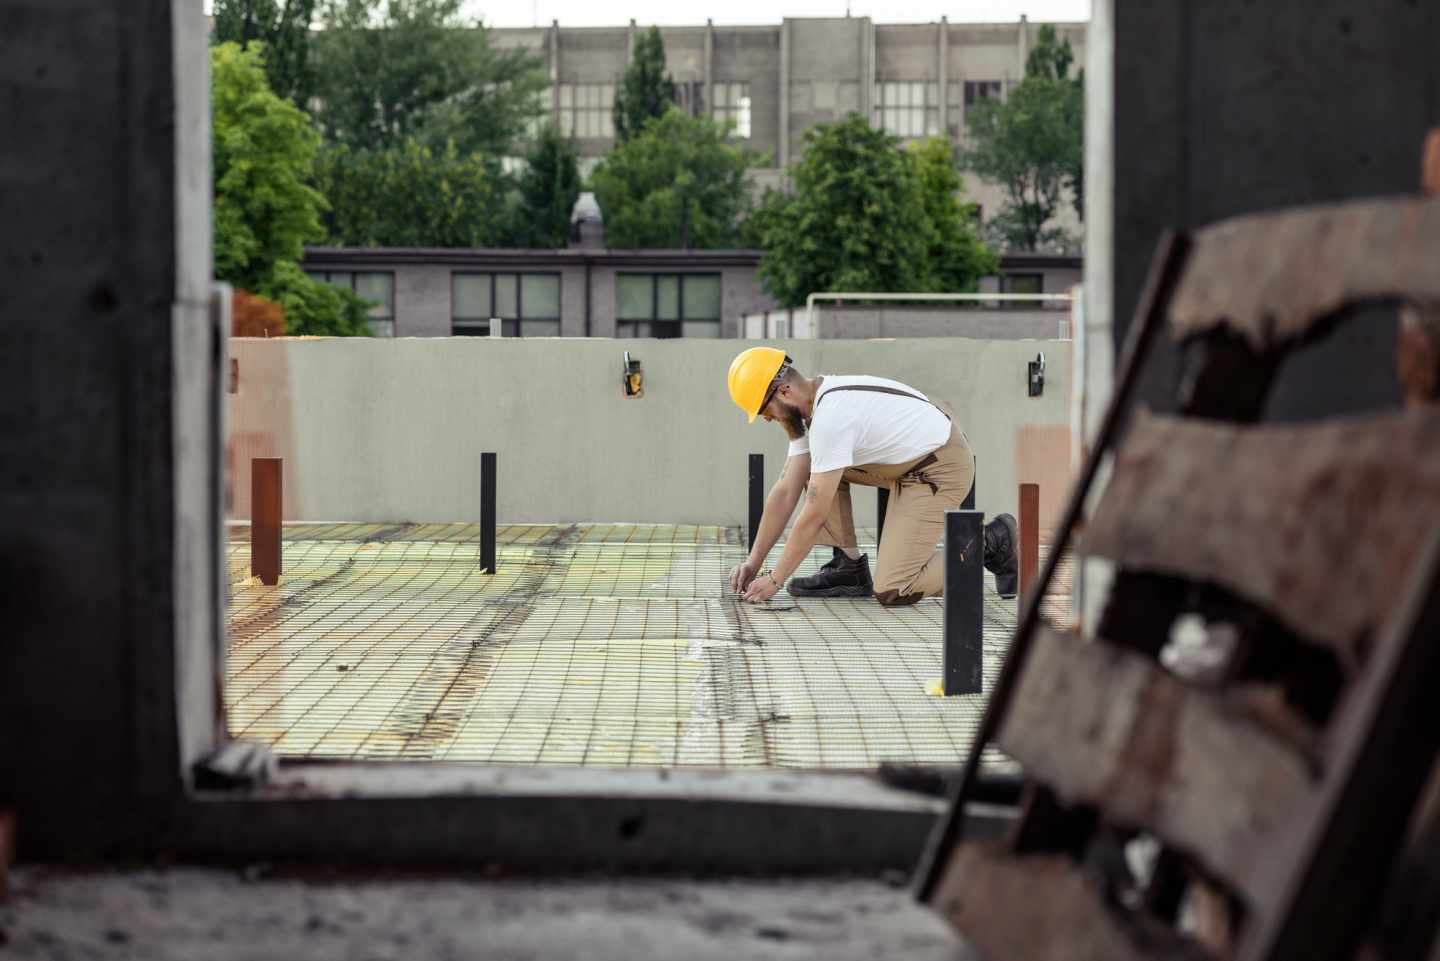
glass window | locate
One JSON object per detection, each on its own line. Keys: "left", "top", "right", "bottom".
{"left": 616, "top": 274, "right": 722, "bottom": 337}
{"left": 308, "top": 270, "right": 395, "bottom": 336}
{"left": 1005, "top": 273, "right": 1044, "bottom": 296}
{"left": 452, "top": 272, "right": 562, "bottom": 336}
{"left": 557, "top": 83, "right": 617, "bottom": 140}
{"left": 656, "top": 275, "right": 680, "bottom": 320}
{"left": 617, "top": 275, "right": 653, "bottom": 320}
{"left": 521, "top": 274, "right": 560, "bottom": 319}
{"left": 453, "top": 274, "right": 491, "bottom": 320}
{"left": 681, "top": 275, "right": 721, "bottom": 320}
{"left": 876, "top": 80, "right": 932, "bottom": 139}
{"left": 713, "top": 82, "right": 750, "bottom": 139}
{"left": 524, "top": 320, "right": 561, "bottom": 338}
{"left": 494, "top": 273, "right": 518, "bottom": 318}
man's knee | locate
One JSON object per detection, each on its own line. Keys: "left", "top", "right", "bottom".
{"left": 875, "top": 587, "right": 924, "bottom": 607}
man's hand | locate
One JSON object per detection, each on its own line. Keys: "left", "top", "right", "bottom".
{"left": 743, "top": 572, "right": 781, "bottom": 604}
{"left": 729, "top": 559, "right": 760, "bottom": 594}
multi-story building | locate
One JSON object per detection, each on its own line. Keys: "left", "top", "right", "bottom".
{"left": 298, "top": 16, "right": 1087, "bottom": 340}
{"left": 491, "top": 16, "right": 1086, "bottom": 233}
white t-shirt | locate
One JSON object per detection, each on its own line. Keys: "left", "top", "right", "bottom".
{"left": 785, "top": 375, "right": 951, "bottom": 474}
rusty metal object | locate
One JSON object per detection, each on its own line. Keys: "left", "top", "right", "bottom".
{"left": 1398, "top": 304, "right": 1440, "bottom": 406}
{"left": 251, "top": 458, "right": 282, "bottom": 585}
{"left": 1423, "top": 129, "right": 1440, "bottom": 196}
{"left": 1018, "top": 483, "right": 1039, "bottom": 601}
{"left": 1169, "top": 196, "right": 1440, "bottom": 349}
{"left": 1082, "top": 409, "right": 1440, "bottom": 662}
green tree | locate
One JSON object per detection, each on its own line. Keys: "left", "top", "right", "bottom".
{"left": 314, "top": 138, "right": 507, "bottom": 247}
{"left": 507, "top": 125, "right": 582, "bottom": 248}
{"left": 962, "top": 24, "right": 1083, "bottom": 251}
{"left": 212, "top": 42, "right": 369, "bottom": 335}
{"left": 311, "top": 0, "right": 547, "bottom": 157}
{"left": 211, "top": 0, "right": 318, "bottom": 105}
{"left": 591, "top": 109, "right": 759, "bottom": 249}
{"left": 751, "top": 114, "right": 994, "bottom": 308}
{"left": 908, "top": 136, "right": 999, "bottom": 293}
{"left": 613, "top": 26, "right": 676, "bottom": 143}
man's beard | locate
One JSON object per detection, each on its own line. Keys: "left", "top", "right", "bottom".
{"left": 776, "top": 402, "right": 808, "bottom": 440}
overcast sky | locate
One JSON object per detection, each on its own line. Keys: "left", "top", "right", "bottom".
{"left": 463, "top": 0, "right": 1089, "bottom": 29}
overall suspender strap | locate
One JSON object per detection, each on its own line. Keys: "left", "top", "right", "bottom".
{"left": 813, "top": 384, "right": 952, "bottom": 421}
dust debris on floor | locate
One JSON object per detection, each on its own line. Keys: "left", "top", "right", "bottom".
{"left": 226, "top": 523, "right": 1068, "bottom": 768}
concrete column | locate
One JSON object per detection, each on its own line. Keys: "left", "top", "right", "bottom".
{"left": 0, "top": 0, "right": 221, "bottom": 853}
{"left": 1017, "top": 14, "right": 1030, "bottom": 78}
{"left": 861, "top": 18, "right": 875, "bottom": 120}
{"left": 704, "top": 19, "right": 715, "bottom": 118}
{"left": 937, "top": 16, "right": 949, "bottom": 136}
{"left": 627, "top": 18, "right": 637, "bottom": 63}
{"left": 779, "top": 19, "right": 791, "bottom": 167}
{"left": 549, "top": 20, "right": 561, "bottom": 115}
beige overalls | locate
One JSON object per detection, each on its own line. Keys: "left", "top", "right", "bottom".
{"left": 810, "top": 386, "right": 976, "bottom": 606}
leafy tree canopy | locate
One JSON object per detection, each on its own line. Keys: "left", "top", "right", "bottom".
{"left": 591, "top": 108, "right": 759, "bottom": 249}
{"left": 211, "top": 0, "right": 318, "bottom": 105}
{"left": 962, "top": 24, "right": 1083, "bottom": 251}
{"left": 507, "top": 125, "right": 582, "bottom": 248}
{"left": 212, "top": 43, "right": 368, "bottom": 335}
{"left": 613, "top": 26, "right": 677, "bottom": 143}
{"left": 310, "top": 0, "right": 547, "bottom": 157}
{"left": 750, "top": 115, "right": 994, "bottom": 308}
{"left": 315, "top": 138, "right": 507, "bottom": 247}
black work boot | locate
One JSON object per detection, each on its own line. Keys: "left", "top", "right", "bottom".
{"left": 984, "top": 513, "right": 1019, "bottom": 599}
{"left": 788, "top": 551, "right": 874, "bottom": 598}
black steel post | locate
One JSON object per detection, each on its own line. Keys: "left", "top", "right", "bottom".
{"left": 876, "top": 488, "right": 889, "bottom": 545}
{"left": 962, "top": 455, "right": 976, "bottom": 510}
{"left": 480, "top": 452, "right": 497, "bottom": 574}
{"left": 942, "top": 510, "right": 984, "bottom": 695}
{"left": 748, "top": 453, "right": 764, "bottom": 551}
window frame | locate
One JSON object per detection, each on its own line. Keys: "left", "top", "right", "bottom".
{"left": 306, "top": 269, "right": 397, "bottom": 337}
{"left": 451, "top": 271, "right": 563, "bottom": 338}
{"left": 616, "top": 272, "right": 723, "bottom": 338}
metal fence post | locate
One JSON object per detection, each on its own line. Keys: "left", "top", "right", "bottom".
{"left": 943, "top": 509, "right": 984, "bottom": 695}
{"left": 480, "top": 452, "right": 497, "bottom": 574}
{"left": 1019, "top": 483, "right": 1040, "bottom": 600}
{"left": 748, "top": 453, "right": 764, "bottom": 551}
{"left": 252, "top": 458, "right": 282, "bottom": 586}
{"left": 962, "top": 455, "right": 976, "bottom": 510}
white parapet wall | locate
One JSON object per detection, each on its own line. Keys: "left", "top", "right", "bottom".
{"left": 228, "top": 337, "right": 1073, "bottom": 528}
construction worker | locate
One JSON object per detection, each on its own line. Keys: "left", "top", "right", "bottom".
{"left": 726, "top": 347, "right": 1018, "bottom": 606}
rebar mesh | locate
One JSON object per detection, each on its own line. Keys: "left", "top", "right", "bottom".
{"left": 225, "top": 523, "right": 1059, "bottom": 770}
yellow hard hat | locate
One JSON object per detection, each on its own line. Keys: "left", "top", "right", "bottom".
{"left": 727, "top": 347, "right": 788, "bottom": 423}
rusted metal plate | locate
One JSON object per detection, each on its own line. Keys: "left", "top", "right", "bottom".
{"left": 1019, "top": 483, "right": 1040, "bottom": 600}
{"left": 1169, "top": 196, "right": 1440, "bottom": 349}
{"left": 996, "top": 627, "right": 1315, "bottom": 912}
{"left": 1082, "top": 410, "right": 1440, "bottom": 659}
{"left": 930, "top": 841, "right": 1204, "bottom": 961}
{"left": 251, "top": 458, "right": 282, "bottom": 585}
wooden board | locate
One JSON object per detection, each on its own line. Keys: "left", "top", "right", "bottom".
{"left": 1081, "top": 409, "right": 1440, "bottom": 662}
{"left": 1169, "top": 196, "right": 1440, "bottom": 349}
{"left": 997, "top": 627, "right": 1317, "bottom": 914}
{"left": 931, "top": 841, "right": 1210, "bottom": 961}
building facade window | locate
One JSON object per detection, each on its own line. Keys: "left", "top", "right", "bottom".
{"left": 306, "top": 270, "right": 396, "bottom": 337}
{"left": 616, "top": 273, "right": 722, "bottom": 338}
{"left": 452, "top": 272, "right": 562, "bottom": 337}
{"left": 874, "top": 80, "right": 937, "bottom": 139}
{"left": 712, "top": 82, "right": 751, "bottom": 138}
{"left": 1002, "top": 272, "right": 1044, "bottom": 298}
{"left": 558, "top": 83, "right": 615, "bottom": 139}
{"left": 963, "top": 80, "right": 1003, "bottom": 106}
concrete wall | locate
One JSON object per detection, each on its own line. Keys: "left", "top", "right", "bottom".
{"left": 228, "top": 337, "right": 1073, "bottom": 530}
{"left": 1103, "top": 0, "right": 1440, "bottom": 417}
{"left": 817, "top": 306, "right": 1070, "bottom": 340}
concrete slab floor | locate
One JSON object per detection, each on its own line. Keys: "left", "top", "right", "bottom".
{"left": 0, "top": 867, "right": 980, "bottom": 961}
